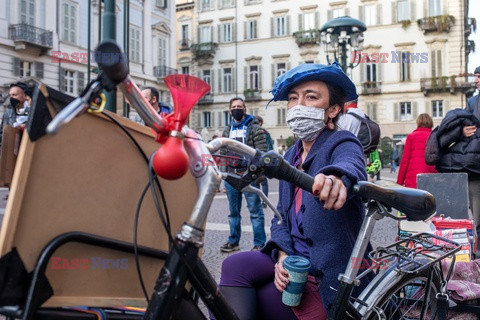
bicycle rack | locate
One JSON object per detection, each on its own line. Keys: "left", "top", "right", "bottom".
{"left": 0, "top": 231, "right": 168, "bottom": 320}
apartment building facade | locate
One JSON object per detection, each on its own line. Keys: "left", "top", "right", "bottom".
{"left": 0, "top": 0, "right": 176, "bottom": 117}
{"left": 184, "top": 0, "right": 475, "bottom": 149}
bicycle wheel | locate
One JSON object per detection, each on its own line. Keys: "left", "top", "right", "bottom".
{"left": 360, "top": 267, "right": 442, "bottom": 320}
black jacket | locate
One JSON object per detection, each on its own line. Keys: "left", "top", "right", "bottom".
{"left": 433, "top": 108, "right": 480, "bottom": 174}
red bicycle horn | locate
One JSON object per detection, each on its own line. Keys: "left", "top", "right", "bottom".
{"left": 152, "top": 74, "right": 210, "bottom": 180}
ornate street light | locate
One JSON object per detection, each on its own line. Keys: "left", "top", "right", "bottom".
{"left": 320, "top": 16, "right": 367, "bottom": 73}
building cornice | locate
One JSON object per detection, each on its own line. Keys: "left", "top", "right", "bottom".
{"left": 394, "top": 42, "right": 416, "bottom": 47}
{"left": 272, "top": 54, "right": 290, "bottom": 59}
{"left": 245, "top": 12, "right": 261, "bottom": 18}
{"left": 219, "top": 16, "right": 235, "bottom": 22}
{"left": 300, "top": 5, "right": 318, "bottom": 10}
{"left": 176, "top": 2, "right": 194, "bottom": 12}
{"left": 245, "top": 56, "right": 262, "bottom": 62}
{"left": 219, "top": 59, "right": 236, "bottom": 64}
{"left": 329, "top": 1, "right": 347, "bottom": 7}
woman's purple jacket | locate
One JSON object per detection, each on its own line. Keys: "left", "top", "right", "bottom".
{"left": 261, "top": 129, "right": 370, "bottom": 312}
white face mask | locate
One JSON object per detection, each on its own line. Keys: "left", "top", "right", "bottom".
{"left": 286, "top": 105, "right": 326, "bottom": 141}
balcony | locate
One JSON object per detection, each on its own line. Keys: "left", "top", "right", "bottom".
{"left": 420, "top": 75, "right": 476, "bottom": 96}
{"left": 360, "top": 81, "right": 381, "bottom": 95}
{"left": 243, "top": 89, "right": 262, "bottom": 101}
{"left": 417, "top": 15, "right": 455, "bottom": 34}
{"left": 292, "top": 29, "right": 320, "bottom": 47}
{"left": 9, "top": 23, "right": 53, "bottom": 52}
{"left": 153, "top": 65, "right": 177, "bottom": 78}
{"left": 191, "top": 42, "right": 218, "bottom": 59}
{"left": 179, "top": 39, "right": 191, "bottom": 51}
{"left": 197, "top": 93, "right": 214, "bottom": 105}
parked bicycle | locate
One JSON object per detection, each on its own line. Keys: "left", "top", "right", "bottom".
{"left": 0, "top": 40, "right": 461, "bottom": 320}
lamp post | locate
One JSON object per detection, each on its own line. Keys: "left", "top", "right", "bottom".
{"left": 319, "top": 16, "right": 367, "bottom": 73}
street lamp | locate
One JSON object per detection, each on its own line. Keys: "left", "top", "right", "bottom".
{"left": 320, "top": 16, "right": 367, "bottom": 73}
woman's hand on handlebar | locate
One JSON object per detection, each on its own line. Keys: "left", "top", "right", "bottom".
{"left": 313, "top": 174, "right": 347, "bottom": 211}
{"left": 274, "top": 251, "right": 289, "bottom": 293}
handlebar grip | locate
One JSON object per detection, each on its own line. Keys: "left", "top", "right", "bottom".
{"left": 262, "top": 151, "right": 314, "bottom": 193}
{"left": 95, "top": 40, "right": 129, "bottom": 84}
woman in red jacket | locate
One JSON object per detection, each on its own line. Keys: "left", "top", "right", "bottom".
{"left": 396, "top": 113, "right": 437, "bottom": 188}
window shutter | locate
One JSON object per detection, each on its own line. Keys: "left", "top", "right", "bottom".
{"left": 377, "top": 4, "right": 382, "bottom": 25}
{"left": 286, "top": 15, "right": 290, "bottom": 35}
{"left": 271, "top": 64, "right": 275, "bottom": 85}
{"left": 426, "top": 100, "right": 431, "bottom": 115}
{"left": 437, "top": 50, "right": 442, "bottom": 76}
{"left": 360, "top": 63, "right": 365, "bottom": 83}
{"left": 412, "top": 101, "right": 418, "bottom": 118}
{"left": 277, "top": 108, "right": 281, "bottom": 125}
{"left": 210, "top": 69, "right": 215, "bottom": 93}
{"left": 59, "top": 68, "right": 65, "bottom": 91}
{"left": 393, "top": 102, "right": 400, "bottom": 121}
{"left": 218, "top": 69, "right": 222, "bottom": 92}
{"left": 377, "top": 62, "right": 382, "bottom": 82}
{"left": 35, "top": 62, "right": 44, "bottom": 79}
{"left": 197, "top": 112, "right": 201, "bottom": 128}
{"left": 315, "top": 12, "right": 319, "bottom": 28}
{"left": 430, "top": 50, "right": 436, "bottom": 77}
{"left": 244, "top": 66, "right": 248, "bottom": 90}
{"left": 233, "top": 67, "right": 237, "bottom": 92}
{"left": 443, "top": 99, "right": 449, "bottom": 113}
{"left": 13, "top": 58, "right": 21, "bottom": 76}
{"left": 270, "top": 17, "right": 274, "bottom": 37}
{"left": 372, "top": 102, "right": 378, "bottom": 121}
{"left": 406, "top": 56, "right": 411, "bottom": 81}
{"left": 244, "top": 21, "right": 247, "bottom": 40}
{"left": 410, "top": 0, "right": 416, "bottom": 20}
{"left": 77, "top": 72, "right": 85, "bottom": 95}
{"left": 359, "top": 5, "right": 364, "bottom": 22}
{"left": 258, "top": 65, "right": 262, "bottom": 90}
{"left": 299, "top": 14, "right": 303, "bottom": 30}
{"left": 211, "top": 111, "right": 215, "bottom": 127}
{"left": 345, "top": 7, "right": 350, "bottom": 16}
{"left": 392, "top": 2, "right": 397, "bottom": 23}
{"left": 218, "top": 25, "right": 221, "bottom": 42}
{"left": 232, "top": 23, "right": 236, "bottom": 41}
{"left": 287, "top": 62, "right": 291, "bottom": 71}
{"left": 210, "top": 27, "right": 214, "bottom": 42}
{"left": 327, "top": 10, "right": 332, "bottom": 20}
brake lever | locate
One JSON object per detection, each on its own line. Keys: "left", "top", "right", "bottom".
{"left": 242, "top": 184, "right": 283, "bottom": 225}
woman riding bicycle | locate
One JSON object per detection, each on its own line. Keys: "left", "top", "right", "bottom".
{"left": 218, "top": 63, "right": 371, "bottom": 319}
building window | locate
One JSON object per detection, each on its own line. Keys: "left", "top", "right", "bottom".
{"left": 365, "top": 63, "right": 377, "bottom": 82}
{"left": 156, "top": 0, "right": 167, "bottom": 9}
{"left": 397, "top": 0, "right": 410, "bottom": 21}
{"left": 246, "top": 19, "right": 257, "bottom": 39}
{"left": 430, "top": 49, "right": 442, "bottom": 77}
{"left": 222, "top": 68, "right": 233, "bottom": 93}
{"left": 200, "top": 0, "right": 211, "bottom": 11}
{"left": 400, "top": 102, "right": 412, "bottom": 121}
{"left": 221, "top": 23, "right": 233, "bottom": 43}
{"left": 223, "top": 111, "right": 231, "bottom": 126}
{"left": 332, "top": 8, "right": 344, "bottom": 18}
{"left": 61, "top": 70, "right": 84, "bottom": 95}
{"left": 181, "top": 24, "right": 189, "bottom": 45}
{"left": 19, "top": 61, "right": 32, "bottom": 77}
{"left": 199, "top": 25, "right": 212, "bottom": 42}
{"left": 302, "top": 12, "right": 315, "bottom": 30}
{"left": 220, "top": 0, "right": 235, "bottom": 8}
{"left": 432, "top": 100, "right": 443, "bottom": 118}
{"left": 201, "top": 70, "right": 212, "bottom": 93}
{"left": 203, "top": 112, "right": 211, "bottom": 128}
{"left": 277, "top": 108, "right": 286, "bottom": 125}
{"left": 20, "top": 0, "right": 35, "bottom": 25}
{"left": 429, "top": 0, "right": 442, "bottom": 16}
{"left": 248, "top": 65, "right": 259, "bottom": 90}
{"left": 276, "top": 62, "right": 287, "bottom": 77}
{"left": 274, "top": 15, "right": 287, "bottom": 36}
{"left": 158, "top": 36, "right": 167, "bottom": 66}
{"left": 364, "top": 4, "right": 376, "bottom": 26}
{"left": 400, "top": 52, "right": 410, "bottom": 81}
{"left": 181, "top": 66, "right": 190, "bottom": 74}
{"left": 129, "top": 25, "right": 141, "bottom": 63}
{"left": 62, "top": 1, "right": 77, "bottom": 43}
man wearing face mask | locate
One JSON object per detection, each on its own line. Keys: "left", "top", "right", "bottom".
{"left": 220, "top": 97, "right": 268, "bottom": 252}
{"left": 0, "top": 82, "right": 29, "bottom": 149}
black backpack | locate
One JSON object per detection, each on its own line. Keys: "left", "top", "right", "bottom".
{"left": 347, "top": 111, "right": 381, "bottom": 154}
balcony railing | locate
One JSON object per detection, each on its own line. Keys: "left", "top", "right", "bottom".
{"left": 153, "top": 65, "right": 178, "bottom": 78}
{"left": 197, "top": 93, "right": 214, "bottom": 105}
{"left": 9, "top": 23, "right": 53, "bottom": 49}
{"left": 244, "top": 89, "right": 262, "bottom": 101}
{"left": 420, "top": 75, "right": 476, "bottom": 96}
{"left": 179, "top": 39, "right": 191, "bottom": 51}
{"left": 360, "top": 81, "right": 382, "bottom": 95}
{"left": 417, "top": 15, "right": 455, "bottom": 34}
{"left": 292, "top": 29, "right": 320, "bottom": 47}
{"left": 191, "top": 42, "right": 218, "bottom": 59}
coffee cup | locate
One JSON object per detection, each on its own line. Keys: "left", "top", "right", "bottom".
{"left": 282, "top": 255, "right": 311, "bottom": 307}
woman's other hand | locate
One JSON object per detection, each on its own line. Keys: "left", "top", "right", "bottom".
{"left": 463, "top": 125, "right": 477, "bottom": 138}
{"left": 274, "top": 251, "right": 289, "bottom": 292}
{"left": 312, "top": 174, "right": 347, "bottom": 210}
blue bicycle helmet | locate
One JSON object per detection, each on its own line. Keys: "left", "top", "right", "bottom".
{"left": 270, "top": 62, "right": 358, "bottom": 102}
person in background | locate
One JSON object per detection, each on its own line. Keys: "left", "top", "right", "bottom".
{"left": 396, "top": 113, "right": 437, "bottom": 188}
{"left": 220, "top": 97, "right": 267, "bottom": 253}
{"left": 391, "top": 148, "right": 398, "bottom": 173}
{"left": 0, "top": 82, "right": 30, "bottom": 148}
{"left": 255, "top": 115, "right": 274, "bottom": 208}
{"left": 133, "top": 86, "right": 172, "bottom": 124}
{"left": 218, "top": 63, "right": 369, "bottom": 319}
